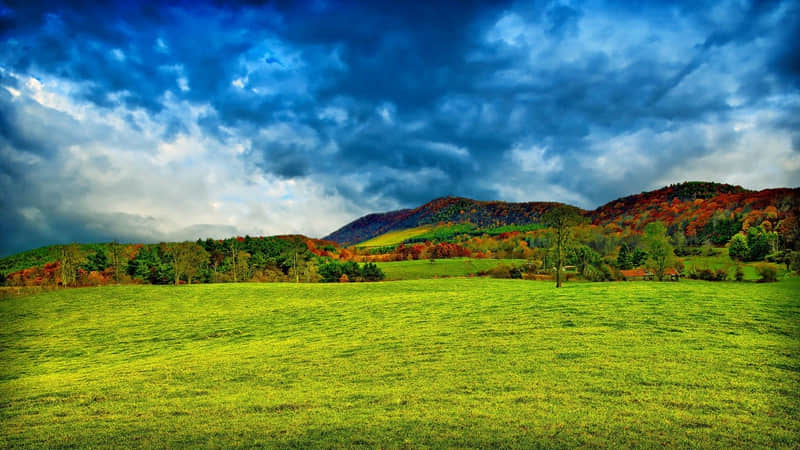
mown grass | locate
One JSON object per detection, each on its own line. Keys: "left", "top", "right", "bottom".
{"left": 1, "top": 279, "right": 799, "bottom": 448}
{"left": 356, "top": 226, "right": 433, "bottom": 247}
{"left": 375, "top": 258, "right": 524, "bottom": 280}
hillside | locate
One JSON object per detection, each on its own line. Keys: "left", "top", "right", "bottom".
{"left": 324, "top": 196, "right": 575, "bottom": 246}
{"left": 325, "top": 182, "right": 799, "bottom": 246}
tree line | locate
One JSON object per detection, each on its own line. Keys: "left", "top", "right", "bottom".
{"left": 2, "top": 236, "right": 384, "bottom": 287}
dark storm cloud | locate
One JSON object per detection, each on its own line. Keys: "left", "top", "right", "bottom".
{"left": 1, "top": 0, "right": 799, "bottom": 254}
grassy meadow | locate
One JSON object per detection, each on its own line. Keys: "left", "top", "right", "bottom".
{"left": 1, "top": 278, "right": 799, "bottom": 447}
{"left": 375, "top": 258, "right": 524, "bottom": 280}
{"left": 681, "top": 251, "right": 788, "bottom": 281}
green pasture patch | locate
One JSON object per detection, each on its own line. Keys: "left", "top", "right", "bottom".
{"left": 375, "top": 258, "right": 524, "bottom": 280}
{"left": 356, "top": 226, "right": 434, "bottom": 247}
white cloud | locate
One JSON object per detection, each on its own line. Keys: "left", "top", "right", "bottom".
{"left": 0, "top": 71, "right": 362, "bottom": 247}
{"left": 510, "top": 144, "right": 563, "bottom": 174}
{"left": 422, "top": 141, "right": 469, "bottom": 159}
{"left": 377, "top": 102, "right": 395, "bottom": 124}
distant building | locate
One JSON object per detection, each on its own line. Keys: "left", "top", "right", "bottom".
{"left": 620, "top": 268, "right": 653, "bottom": 281}
{"left": 620, "top": 267, "right": 680, "bottom": 281}
{"left": 663, "top": 268, "right": 680, "bottom": 281}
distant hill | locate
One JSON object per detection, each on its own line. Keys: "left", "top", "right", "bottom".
{"left": 324, "top": 196, "right": 575, "bottom": 246}
{"left": 325, "top": 182, "right": 799, "bottom": 246}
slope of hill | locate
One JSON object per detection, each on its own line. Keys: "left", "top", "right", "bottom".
{"left": 324, "top": 196, "right": 575, "bottom": 246}
{"left": 589, "top": 182, "right": 799, "bottom": 244}
{"left": 325, "top": 182, "right": 799, "bottom": 246}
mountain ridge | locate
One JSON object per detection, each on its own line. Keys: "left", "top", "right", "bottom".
{"left": 324, "top": 182, "right": 799, "bottom": 246}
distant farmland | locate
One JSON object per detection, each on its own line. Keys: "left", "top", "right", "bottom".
{"left": 356, "top": 225, "right": 433, "bottom": 247}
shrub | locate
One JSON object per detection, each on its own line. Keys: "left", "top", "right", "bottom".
{"left": 487, "top": 264, "right": 512, "bottom": 279}
{"left": 791, "top": 251, "right": 800, "bottom": 275}
{"left": 714, "top": 268, "right": 728, "bottom": 282}
{"left": 734, "top": 264, "right": 744, "bottom": 281}
{"left": 341, "top": 261, "right": 361, "bottom": 280}
{"left": 754, "top": 264, "right": 777, "bottom": 283}
{"left": 318, "top": 262, "right": 343, "bottom": 282}
{"left": 583, "top": 264, "right": 607, "bottom": 282}
{"left": 696, "top": 267, "right": 715, "bottom": 281}
{"left": 361, "top": 262, "right": 385, "bottom": 282}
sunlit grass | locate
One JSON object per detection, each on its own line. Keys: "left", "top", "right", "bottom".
{"left": 355, "top": 226, "right": 433, "bottom": 247}
{"left": 375, "top": 257, "right": 524, "bottom": 280}
{"left": 1, "top": 279, "right": 798, "bottom": 447}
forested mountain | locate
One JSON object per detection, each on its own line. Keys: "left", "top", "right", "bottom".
{"left": 324, "top": 197, "right": 574, "bottom": 245}
{"left": 325, "top": 182, "right": 799, "bottom": 246}
{"left": 2, "top": 181, "right": 798, "bottom": 287}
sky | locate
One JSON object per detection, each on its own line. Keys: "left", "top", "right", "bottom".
{"left": 0, "top": 0, "right": 799, "bottom": 255}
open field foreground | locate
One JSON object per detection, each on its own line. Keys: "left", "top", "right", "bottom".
{"left": 1, "top": 279, "right": 799, "bottom": 447}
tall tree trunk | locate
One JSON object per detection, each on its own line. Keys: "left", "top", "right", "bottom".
{"left": 231, "top": 242, "right": 238, "bottom": 283}
{"left": 556, "top": 245, "right": 562, "bottom": 288}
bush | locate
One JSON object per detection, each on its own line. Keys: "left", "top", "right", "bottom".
{"left": 791, "top": 252, "right": 800, "bottom": 275}
{"left": 734, "top": 265, "right": 744, "bottom": 282}
{"left": 361, "top": 262, "right": 385, "bottom": 282}
{"left": 583, "top": 264, "right": 608, "bottom": 282}
{"left": 318, "top": 262, "right": 343, "bottom": 282}
{"left": 695, "top": 267, "right": 716, "bottom": 281}
{"left": 319, "top": 261, "right": 385, "bottom": 283}
{"left": 487, "top": 264, "right": 512, "bottom": 279}
{"left": 690, "top": 266, "right": 729, "bottom": 282}
{"left": 754, "top": 264, "right": 777, "bottom": 282}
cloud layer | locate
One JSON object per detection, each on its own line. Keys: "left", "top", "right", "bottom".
{"left": 1, "top": 0, "right": 798, "bottom": 255}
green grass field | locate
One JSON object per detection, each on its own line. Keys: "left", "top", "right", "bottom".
{"left": 356, "top": 226, "right": 433, "bottom": 247}
{"left": 376, "top": 258, "right": 524, "bottom": 280}
{"left": 1, "top": 279, "right": 798, "bottom": 447}
{"left": 681, "top": 251, "right": 788, "bottom": 281}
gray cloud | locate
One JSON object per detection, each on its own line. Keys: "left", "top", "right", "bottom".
{"left": 0, "top": 0, "right": 798, "bottom": 255}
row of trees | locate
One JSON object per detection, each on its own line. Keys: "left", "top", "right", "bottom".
{"left": 3, "top": 235, "right": 391, "bottom": 287}
{"left": 318, "top": 261, "right": 385, "bottom": 282}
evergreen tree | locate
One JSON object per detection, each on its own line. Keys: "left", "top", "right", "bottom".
{"left": 617, "top": 244, "right": 633, "bottom": 270}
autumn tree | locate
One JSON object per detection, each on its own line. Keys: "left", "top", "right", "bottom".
{"left": 167, "top": 242, "right": 209, "bottom": 285}
{"left": 643, "top": 221, "right": 674, "bottom": 281}
{"left": 542, "top": 205, "right": 584, "bottom": 288}
{"left": 209, "top": 249, "right": 225, "bottom": 282}
{"left": 58, "top": 243, "right": 85, "bottom": 287}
